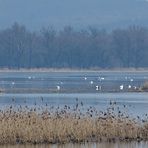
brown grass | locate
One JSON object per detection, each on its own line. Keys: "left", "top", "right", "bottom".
{"left": 141, "top": 81, "right": 148, "bottom": 91}
{"left": 0, "top": 101, "right": 147, "bottom": 145}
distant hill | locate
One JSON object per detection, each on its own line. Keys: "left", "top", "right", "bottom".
{"left": 0, "top": 0, "right": 148, "bottom": 30}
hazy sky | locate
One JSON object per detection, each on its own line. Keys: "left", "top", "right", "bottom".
{"left": 0, "top": 0, "right": 148, "bottom": 30}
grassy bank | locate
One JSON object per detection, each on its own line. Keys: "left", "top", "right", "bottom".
{"left": 0, "top": 101, "right": 147, "bottom": 145}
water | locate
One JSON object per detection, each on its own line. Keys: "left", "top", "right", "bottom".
{"left": 0, "top": 92, "right": 148, "bottom": 117}
{"left": 0, "top": 142, "right": 148, "bottom": 148}
{"left": 0, "top": 71, "right": 148, "bottom": 93}
{"left": 0, "top": 71, "right": 148, "bottom": 117}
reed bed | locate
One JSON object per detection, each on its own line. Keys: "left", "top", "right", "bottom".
{"left": 141, "top": 81, "right": 148, "bottom": 91}
{"left": 0, "top": 99, "right": 147, "bottom": 145}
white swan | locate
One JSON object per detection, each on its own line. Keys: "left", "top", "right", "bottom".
{"left": 120, "top": 85, "right": 124, "bottom": 90}
{"left": 56, "top": 85, "right": 60, "bottom": 90}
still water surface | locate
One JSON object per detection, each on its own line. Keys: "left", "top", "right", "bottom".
{"left": 0, "top": 92, "right": 148, "bottom": 117}
{"left": 0, "top": 71, "right": 148, "bottom": 117}
{"left": 0, "top": 142, "right": 148, "bottom": 148}
{"left": 0, "top": 71, "right": 148, "bottom": 92}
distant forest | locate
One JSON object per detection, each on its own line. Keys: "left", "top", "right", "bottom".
{"left": 0, "top": 23, "right": 148, "bottom": 69}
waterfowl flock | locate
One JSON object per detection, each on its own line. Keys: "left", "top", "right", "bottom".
{"left": 0, "top": 73, "right": 146, "bottom": 93}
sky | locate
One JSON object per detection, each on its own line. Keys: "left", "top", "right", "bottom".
{"left": 0, "top": 0, "right": 148, "bottom": 30}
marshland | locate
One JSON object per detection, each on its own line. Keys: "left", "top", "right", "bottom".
{"left": 0, "top": 98, "right": 148, "bottom": 144}
{"left": 1, "top": 0, "right": 148, "bottom": 147}
{"left": 0, "top": 71, "right": 148, "bottom": 147}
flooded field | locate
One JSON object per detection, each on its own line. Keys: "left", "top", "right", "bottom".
{"left": 0, "top": 92, "right": 148, "bottom": 117}
{"left": 0, "top": 71, "right": 148, "bottom": 147}
{"left": 0, "top": 71, "right": 148, "bottom": 117}
{"left": 0, "top": 71, "right": 148, "bottom": 93}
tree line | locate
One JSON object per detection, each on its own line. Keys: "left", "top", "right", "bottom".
{"left": 0, "top": 23, "right": 148, "bottom": 69}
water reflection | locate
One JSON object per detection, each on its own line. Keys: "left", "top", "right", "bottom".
{"left": 0, "top": 142, "right": 148, "bottom": 148}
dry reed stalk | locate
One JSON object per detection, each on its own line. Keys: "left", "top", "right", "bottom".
{"left": 0, "top": 103, "right": 147, "bottom": 145}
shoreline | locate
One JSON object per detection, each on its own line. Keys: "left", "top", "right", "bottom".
{"left": 0, "top": 88, "right": 147, "bottom": 93}
{"left": 0, "top": 68, "right": 148, "bottom": 72}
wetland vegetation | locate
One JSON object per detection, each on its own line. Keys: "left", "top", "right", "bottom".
{"left": 0, "top": 99, "right": 147, "bottom": 145}
{"left": 1, "top": 1, "right": 148, "bottom": 147}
